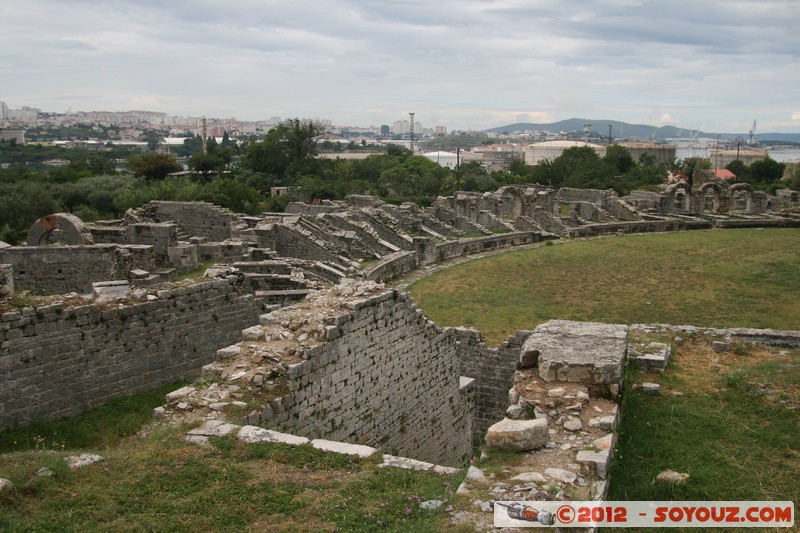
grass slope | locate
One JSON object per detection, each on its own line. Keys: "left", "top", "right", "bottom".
{"left": 409, "top": 229, "right": 800, "bottom": 345}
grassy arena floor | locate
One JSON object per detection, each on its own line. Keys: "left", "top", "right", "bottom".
{"left": 410, "top": 228, "right": 800, "bottom": 531}
{"left": 408, "top": 228, "right": 800, "bottom": 345}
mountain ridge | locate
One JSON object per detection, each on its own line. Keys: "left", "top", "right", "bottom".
{"left": 487, "top": 118, "right": 800, "bottom": 143}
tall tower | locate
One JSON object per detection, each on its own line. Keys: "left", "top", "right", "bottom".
{"left": 202, "top": 116, "right": 208, "bottom": 155}
{"left": 409, "top": 112, "right": 415, "bottom": 153}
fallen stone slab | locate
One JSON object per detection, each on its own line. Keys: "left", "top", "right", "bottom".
{"left": 379, "top": 455, "right": 459, "bottom": 475}
{"left": 65, "top": 453, "right": 105, "bottom": 469}
{"left": 185, "top": 420, "right": 240, "bottom": 445}
{"left": 522, "top": 320, "right": 628, "bottom": 387}
{"left": 92, "top": 280, "right": 130, "bottom": 303}
{"left": 165, "top": 386, "right": 196, "bottom": 403}
{"left": 237, "top": 426, "right": 309, "bottom": 445}
{"left": 545, "top": 467, "right": 578, "bottom": 484}
{"left": 510, "top": 472, "right": 547, "bottom": 484}
{"left": 485, "top": 418, "right": 548, "bottom": 451}
{"left": 216, "top": 345, "right": 242, "bottom": 359}
{"left": 466, "top": 466, "right": 486, "bottom": 482}
{"left": 311, "top": 439, "right": 377, "bottom": 458}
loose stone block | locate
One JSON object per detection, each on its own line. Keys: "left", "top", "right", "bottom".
{"left": 576, "top": 450, "right": 610, "bottom": 479}
{"left": 485, "top": 417, "right": 548, "bottom": 451}
{"left": 65, "top": 453, "right": 105, "bottom": 469}
{"left": 544, "top": 467, "right": 577, "bottom": 484}
{"left": 379, "top": 454, "right": 459, "bottom": 475}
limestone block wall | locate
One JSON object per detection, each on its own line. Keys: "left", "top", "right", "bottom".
{"left": 262, "top": 291, "right": 474, "bottom": 466}
{"left": 0, "top": 245, "right": 155, "bottom": 295}
{"left": 433, "top": 231, "right": 547, "bottom": 262}
{"left": 0, "top": 279, "right": 263, "bottom": 429}
{"left": 126, "top": 223, "right": 178, "bottom": 265}
{"left": 146, "top": 201, "right": 239, "bottom": 242}
{"left": 364, "top": 251, "right": 419, "bottom": 282}
{"left": 451, "top": 328, "right": 531, "bottom": 440}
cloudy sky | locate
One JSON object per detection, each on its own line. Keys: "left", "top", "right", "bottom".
{"left": 2, "top": 0, "right": 799, "bottom": 133}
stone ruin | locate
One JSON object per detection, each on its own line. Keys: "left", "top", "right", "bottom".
{"left": 2, "top": 185, "right": 798, "bottom": 297}
{"left": 2, "top": 186, "right": 800, "bottom": 528}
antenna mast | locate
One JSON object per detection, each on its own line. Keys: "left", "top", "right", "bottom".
{"left": 409, "top": 112, "right": 415, "bottom": 153}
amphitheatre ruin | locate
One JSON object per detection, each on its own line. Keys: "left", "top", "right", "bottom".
{"left": 1, "top": 180, "right": 799, "bottom": 527}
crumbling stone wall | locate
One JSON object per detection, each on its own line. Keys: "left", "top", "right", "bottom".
{"left": 0, "top": 265, "right": 12, "bottom": 296}
{"left": 0, "top": 244, "right": 155, "bottom": 295}
{"left": 451, "top": 328, "right": 531, "bottom": 440}
{"left": 130, "top": 201, "right": 241, "bottom": 242}
{"left": 0, "top": 278, "right": 262, "bottom": 429}
{"left": 262, "top": 291, "right": 474, "bottom": 466}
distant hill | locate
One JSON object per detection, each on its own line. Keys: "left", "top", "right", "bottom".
{"left": 488, "top": 118, "right": 800, "bottom": 143}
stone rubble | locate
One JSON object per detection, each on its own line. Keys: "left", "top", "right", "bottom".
{"left": 64, "top": 453, "right": 105, "bottom": 469}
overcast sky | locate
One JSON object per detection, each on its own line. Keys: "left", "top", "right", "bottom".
{"left": 2, "top": 0, "right": 799, "bottom": 133}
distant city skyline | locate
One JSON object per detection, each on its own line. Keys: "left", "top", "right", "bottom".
{"left": 2, "top": 1, "right": 799, "bottom": 134}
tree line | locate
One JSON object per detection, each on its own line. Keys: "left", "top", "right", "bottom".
{"left": 1, "top": 119, "right": 796, "bottom": 245}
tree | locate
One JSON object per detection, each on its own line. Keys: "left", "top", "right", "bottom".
{"left": 129, "top": 153, "right": 182, "bottom": 180}
{"left": 603, "top": 145, "right": 635, "bottom": 174}
{"left": 189, "top": 153, "right": 226, "bottom": 181}
{"left": 748, "top": 157, "right": 785, "bottom": 188}
{"left": 240, "top": 119, "right": 324, "bottom": 183}
{"left": 725, "top": 159, "right": 748, "bottom": 181}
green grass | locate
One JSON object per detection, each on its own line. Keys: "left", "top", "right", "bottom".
{"left": 0, "top": 382, "right": 186, "bottom": 453}
{"left": 0, "top": 386, "right": 462, "bottom": 532}
{"left": 409, "top": 229, "right": 800, "bottom": 345}
{"left": 176, "top": 259, "right": 218, "bottom": 281}
{"left": 607, "top": 339, "right": 800, "bottom": 532}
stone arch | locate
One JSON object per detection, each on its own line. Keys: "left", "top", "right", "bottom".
{"left": 665, "top": 182, "right": 691, "bottom": 212}
{"left": 730, "top": 183, "right": 755, "bottom": 213}
{"left": 26, "top": 213, "right": 94, "bottom": 246}
{"left": 699, "top": 182, "right": 723, "bottom": 213}
{"left": 496, "top": 186, "right": 526, "bottom": 218}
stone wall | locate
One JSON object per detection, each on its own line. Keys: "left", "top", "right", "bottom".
{"left": 433, "top": 231, "right": 547, "bottom": 262}
{"left": 261, "top": 291, "right": 474, "bottom": 466}
{"left": 0, "top": 265, "right": 12, "bottom": 296}
{"left": 0, "top": 244, "right": 156, "bottom": 295}
{"left": 451, "top": 328, "right": 531, "bottom": 440}
{"left": 144, "top": 201, "right": 240, "bottom": 242}
{"left": 364, "top": 251, "right": 419, "bottom": 282}
{"left": 0, "top": 278, "right": 263, "bottom": 429}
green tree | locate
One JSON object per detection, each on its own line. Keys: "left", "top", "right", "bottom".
{"left": 240, "top": 119, "right": 323, "bottom": 184}
{"left": 603, "top": 145, "right": 635, "bottom": 174}
{"left": 725, "top": 159, "right": 749, "bottom": 181}
{"left": 748, "top": 157, "right": 785, "bottom": 189}
{"left": 129, "top": 153, "right": 182, "bottom": 181}
{"left": 189, "top": 153, "right": 226, "bottom": 181}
